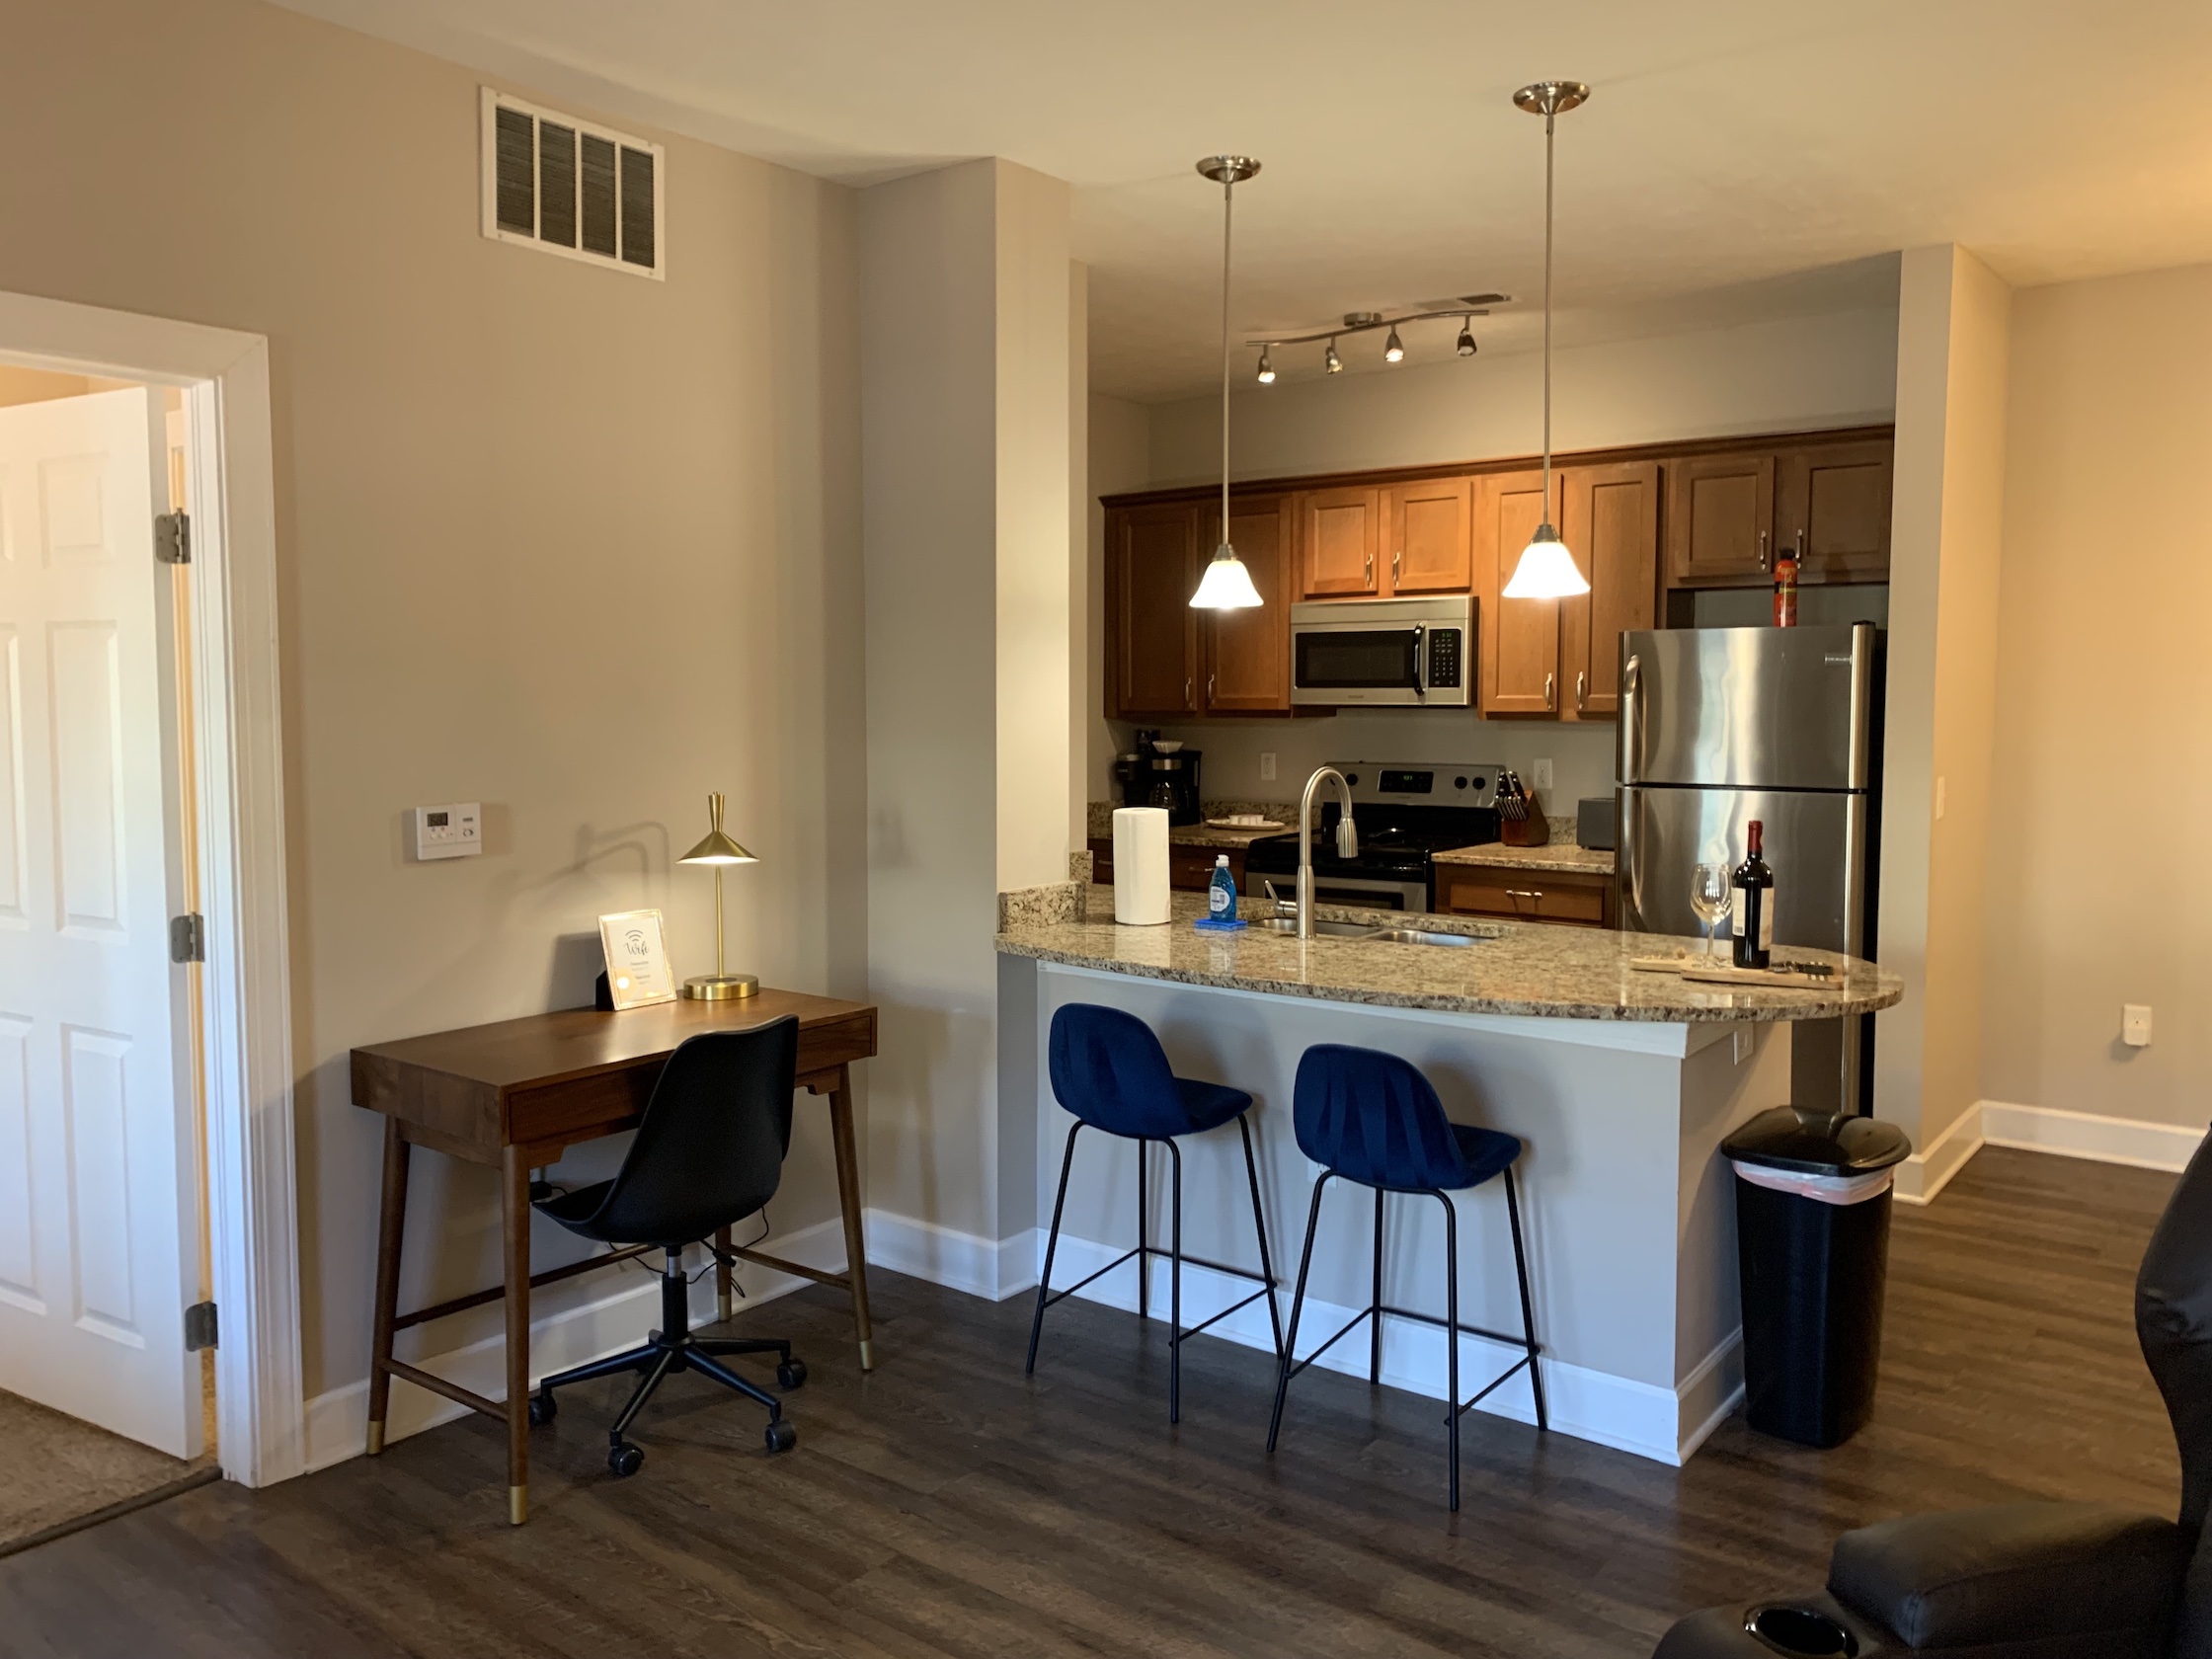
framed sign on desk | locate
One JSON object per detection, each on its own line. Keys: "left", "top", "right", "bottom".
{"left": 598, "top": 908, "right": 676, "bottom": 1009}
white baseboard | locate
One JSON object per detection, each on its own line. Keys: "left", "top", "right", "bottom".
{"left": 1894, "top": 1102, "right": 1986, "bottom": 1206}
{"left": 861, "top": 1209, "right": 1038, "bottom": 1303}
{"left": 1031, "top": 1231, "right": 1718, "bottom": 1466}
{"left": 301, "top": 1217, "right": 846, "bottom": 1474}
{"left": 1981, "top": 1100, "right": 2205, "bottom": 1173}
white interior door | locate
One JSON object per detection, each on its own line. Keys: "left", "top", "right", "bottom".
{"left": 0, "top": 385, "right": 200, "bottom": 1457}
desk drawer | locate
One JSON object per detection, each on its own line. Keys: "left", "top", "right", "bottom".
{"left": 1440, "top": 867, "right": 1610, "bottom": 927}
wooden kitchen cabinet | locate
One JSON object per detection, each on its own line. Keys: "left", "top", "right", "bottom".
{"left": 1295, "top": 486, "right": 1382, "bottom": 597}
{"left": 1439, "top": 865, "right": 1613, "bottom": 927}
{"left": 1776, "top": 438, "right": 1892, "bottom": 583}
{"left": 1559, "top": 461, "right": 1660, "bottom": 719}
{"left": 1382, "top": 476, "right": 1473, "bottom": 594}
{"left": 1665, "top": 450, "right": 1776, "bottom": 588}
{"left": 1476, "top": 468, "right": 1563, "bottom": 716}
{"left": 1200, "top": 495, "right": 1293, "bottom": 712}
{"left": 1106, "top": 503, "right": 1200, "bottom": 719}
{"left": 1088, "top": 837, "right": 1253, "bottom": 894}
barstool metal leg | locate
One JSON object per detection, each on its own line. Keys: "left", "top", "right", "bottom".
{"left": 1504, "top": 1164, "right": 1547, "bottom": 1432}
{"left": 1267, "top": 1174, "right": 1330, "bottom": 1454}
{"left": 1236, "top": 1115, "right": 1285, "bottom": 1357}
{"left": 1136, "top": 1138, "right": 1149, "bottom": 1323}
{"left": 1370, "top": 1187, "right": 1385, "bottom": 1385}
{"left": 1440, "top": 1189, "right": 1462, "bottom": 1513}
{"left": 1166, "top": 1137, "right": 1183, "bottom": 1424}
{"left": 1027, "top": 1122, "right": 1083, "bottom": 1376}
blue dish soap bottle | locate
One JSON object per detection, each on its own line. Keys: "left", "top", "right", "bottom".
{"left": 1198, "top": 854, "right": 1245, "bottom": 931}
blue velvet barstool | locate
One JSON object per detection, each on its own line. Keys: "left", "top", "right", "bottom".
{"left": 1027, "top": 1003, "right": 1285, "bottom": 1423}
{"left": 1265, "top": 1043, "right": 1545, "bottom": 1510}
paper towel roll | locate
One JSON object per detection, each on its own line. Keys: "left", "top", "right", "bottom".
{"left": 1113, "top": 807, "right": 1172, "bottom": 925}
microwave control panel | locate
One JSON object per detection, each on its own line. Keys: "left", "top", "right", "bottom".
{"left": 1427, "top": 627, "right": 1463, "bottom": 689}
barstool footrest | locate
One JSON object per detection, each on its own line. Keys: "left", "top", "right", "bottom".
{"left": 1170, "top": 1283, "right": 1274, "bottom": 1346}
{"left": 1037, "top": 1245, "right": 1142, "bottom": 1312}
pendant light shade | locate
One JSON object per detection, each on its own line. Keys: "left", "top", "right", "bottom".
{"left": 1504, "top": 81, "right": 1591, "bottom": 602}
{"left": 1191, "top": 154, "right": 1263, "bottom": 611}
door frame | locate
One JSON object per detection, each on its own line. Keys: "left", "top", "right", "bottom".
{"left": 0, "top": 289, "right": 301, "bottom": 1487}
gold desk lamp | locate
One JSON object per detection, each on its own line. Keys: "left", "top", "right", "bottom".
{"left": 679, "top": 792, "right": 759, "bottom": 999}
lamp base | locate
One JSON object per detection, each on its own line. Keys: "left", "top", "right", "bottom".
{"left": 683, "top": 974, "right": 759, "bottom": 1000}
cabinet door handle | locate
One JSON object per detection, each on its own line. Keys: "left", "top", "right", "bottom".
{"left": 1207, "top": 673, "right": 1216, "bottom": 704}
{"left": 1544, "top": 672, "right": 1555, "bottom": 710}
{"left": 1794, "top": 527, "right": 1807, "bottom": 560}
{"left": 1364, "top": 551, "right": 1374, "bottom": 588}
{"left": 1392, "top": 549, "right": 1402, "bottom": 584}
{"left": 1575, "top": 670, "right": 1588, "bottom": 712}
{"left": 1759, "top": 529, "right": 1772, "bottom": 572}
{"left": 1184, "top": 676, "right": 1194, "bottom": 708}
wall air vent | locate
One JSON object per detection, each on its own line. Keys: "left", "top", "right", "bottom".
{"left": 479, "top": 89, "right": 665, "bottom": 279}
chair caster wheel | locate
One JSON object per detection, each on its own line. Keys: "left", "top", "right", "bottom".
{"left": 764, "top": 1419, "right": 797, "bottom": 1454}
{"left": 776, "top": 1358, "right": 808, "bottom": 1390}
{"left": 607, "top": 1440, "right": 644, "bottom": 1477}
{"left": 527, "top": 1390, "right": 557, "bottom": 1427}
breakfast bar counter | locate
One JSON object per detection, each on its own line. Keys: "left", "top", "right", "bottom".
{"left": 993, "top": 883, "right": 1903, "bottom": 1468}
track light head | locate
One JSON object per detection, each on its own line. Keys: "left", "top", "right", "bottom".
{"left": 1382, "top": 326, "right": 1405, "bottom": 364}
{"left": 1457, "top": 318, "right": 1477, "bottom": 357}
{"left": 1256, "top": 347, "right": 1275, "bottom": 384}
{"left": 1324, "top": 339, "right": 1343, "bottom": 374}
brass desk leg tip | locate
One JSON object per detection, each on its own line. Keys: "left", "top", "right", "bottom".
{"left": 858, "top": 1339, "right": 875, "bottom": 1372}
{"left": 365, "top": 1422, "right": 384, "bottom": 1456}
{"left": 717, "top": 1294, "right": 732, "bottom": 1323}
{"left": 509, "top": 1486, "right": 528, "bottom": 1526}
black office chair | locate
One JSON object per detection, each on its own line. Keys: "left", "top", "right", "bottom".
{"left": 526, "top": 1019, "right": 810, "bottom": 1476}
{"left": 1653, "top": 1131, "right": 2212, "bottom": 1659}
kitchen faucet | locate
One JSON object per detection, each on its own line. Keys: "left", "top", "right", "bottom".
{"left": 1295, "top": 766, "right": 1359, "bottom": 940}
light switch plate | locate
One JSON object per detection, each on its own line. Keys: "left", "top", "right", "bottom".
{"left": 414, "top": 803, "right": 482, "bottom": 860}
{"left": 2123, "top": 1004, "right": 2153, "bottom": 1047}
{"left": 1260, "top": 752, "right": 1277, "bottom": 782}
{"left": 1531, "top": 758, "right": 1554, "bottom": 794}
{"left": 1732, "top": 1028, "right": 1754, "bottom": 1065}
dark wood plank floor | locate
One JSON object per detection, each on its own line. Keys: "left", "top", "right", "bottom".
{"left": 0, "top": 1148, "right": 2179, "bottom": 1659}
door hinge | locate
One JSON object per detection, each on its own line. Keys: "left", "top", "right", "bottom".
{"left": 155, "top": 511, "right": 192, "bottom": 565}
{"left": 184, "top": 1300, "right": 218, "bottom": 1352}
{"left": 169, "top": 912, "right": 205, "bottom": 963}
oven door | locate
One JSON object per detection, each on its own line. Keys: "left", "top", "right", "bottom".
{"left": 1292, "top": 623, "right": 1424, "bottom": 706}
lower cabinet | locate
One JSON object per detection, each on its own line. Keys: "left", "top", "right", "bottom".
{"left": 1438, "top": 865, "right": 1614, "bottom": 928}
{"left": 1087, "top": 838, "right": 1249, "bottom": 894}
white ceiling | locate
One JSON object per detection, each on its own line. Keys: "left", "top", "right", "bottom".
{"left": 278, "top": 0, "right": 2212, "bottom": 401}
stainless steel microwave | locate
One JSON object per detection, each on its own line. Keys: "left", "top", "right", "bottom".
{"left": 1290, "top": 596, "right": 1475, "bottom": 707}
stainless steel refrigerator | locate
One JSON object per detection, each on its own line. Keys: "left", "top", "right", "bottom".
{"left": 1616, "top": 623, "right": 1881, "bottom": 1114}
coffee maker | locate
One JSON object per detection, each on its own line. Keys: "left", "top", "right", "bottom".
{"left": 1116, "top": 731, "right": 1202, "bottom": 827}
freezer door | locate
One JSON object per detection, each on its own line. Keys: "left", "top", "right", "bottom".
{"left": 1618, "top": 783, "right": 1870, "bottom": 1114}
{"left": 1619, "top": 624, "right": 1875, "bottom": 790}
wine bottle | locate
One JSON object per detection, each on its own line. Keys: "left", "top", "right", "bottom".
{"left": 1732, "top": 821, "right": 1775, "bottom": 970}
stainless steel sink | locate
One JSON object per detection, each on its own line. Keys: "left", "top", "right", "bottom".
{"left": 1373, "top": 926, "right": 1483, "bottom": 948}
{"left": 1251, "top": 916, "right": 1380, "bottom": 938}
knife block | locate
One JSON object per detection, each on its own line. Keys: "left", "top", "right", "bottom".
{"left": 1501, "top": 792, "right": 1550, "bottom": 846}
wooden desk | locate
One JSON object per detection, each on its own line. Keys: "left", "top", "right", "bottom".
{"left": 350, "top": 988, "right": 878, "bottom": 1525}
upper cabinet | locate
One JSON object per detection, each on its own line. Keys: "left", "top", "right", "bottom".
{"left": 1201, "top": 495, "right": 1294, "bottom": 713}
{"left": 1665, "top": 450, "right": 1776, "bottom": 587}
{"left": 1560, "top": 461, "right": 1660, "bottom": 719}
{"left": 1106, "top": 502, "right": 1201, "bottom": 719}
{"left": 1296, "top": 486, "right": 1382, "bottom": 597}
{"left": 1776, "top": 438, "right": 1892, "bottom": 583}
{"left": 1476, "top": 469, "right": 1561, "bottom": 716}
{"left": 1383, "top": 477, "right": 1473, "bottom": 594}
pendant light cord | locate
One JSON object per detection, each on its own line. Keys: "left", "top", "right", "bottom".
{"left": 1220, "top": 174, "right": 1232, "bottom": 547}
{"left": 1540, "top": 101, "right": 1555, "bottom": 524}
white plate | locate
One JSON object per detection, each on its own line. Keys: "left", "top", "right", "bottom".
{"left": 1206, "top": 816, "right": 1279, "bottom": 830}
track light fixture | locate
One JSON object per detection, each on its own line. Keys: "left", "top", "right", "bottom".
{"left": 1457, "top": 317, "right": 1478, "bottom": 356}
{"left": 1382, "top": 326, "right": 1405, "bottom": 363}
{"left": 1324, "top": 338, "right": 1343, "bottom": 374}
{"left": 1256, "top": 347, "right": 1275, "bottom": 384}
{"left": 1243, "top": 295, "right": 1505, "bottom": 378}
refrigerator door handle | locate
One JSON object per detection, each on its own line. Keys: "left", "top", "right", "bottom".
{"left": 1618, "top": 789, "right": 1642, "bottom": 931}
{"left": 1620, "top": 653, "right": 1643, "bottom": 783}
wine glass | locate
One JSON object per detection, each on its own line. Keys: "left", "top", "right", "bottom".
{"left": 1690, "top": 864, "right": 1733, "bottom": 963}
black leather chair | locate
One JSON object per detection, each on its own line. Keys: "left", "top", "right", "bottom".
{"left": 526, "top": 1019, "right": 809, "bottom": 1477}
{"left": 1654, "top": 1133, "right": 2212, "bottom": 1659}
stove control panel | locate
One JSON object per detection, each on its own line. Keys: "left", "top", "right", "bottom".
{"left": 1327, "top": 762, "right": 1501, "bottom": 809}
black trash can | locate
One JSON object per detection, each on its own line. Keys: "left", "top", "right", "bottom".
{"left": 1724, "top": 1106, "right": 1912, "bottom": 1449}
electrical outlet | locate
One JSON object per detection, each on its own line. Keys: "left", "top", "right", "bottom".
{"left": 1531, "top": 757, "right": 1554, "bottom": 794}
{"left": 1260, "top": 751, "right": 1277, "bottom": 782}
{"left": 2124, "top": 1004, "right": 2153, "bottom": 1048}
{"left": 1732, "top": 1028, "right": 1754, "bottom": 1065}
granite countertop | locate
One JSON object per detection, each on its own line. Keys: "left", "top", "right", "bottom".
{"left": 994, "top": 885, "right": 1902, "bottom": 1025}
{"left": 1433, "top": 839, "right": 1616, "bottom": 876}
{"left": 1086, "top": 800, "right": 1291, "bottom": 849}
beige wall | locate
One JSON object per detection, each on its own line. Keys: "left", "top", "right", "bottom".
{"left": 1982, "top": 262, "right": 2212, "bottom": 1130}
{"left": 0, "top": 0, "right": 865, "bottom": 1398}
{"left": 1876, "top": 247, "right": 2011, "bottom": 1154}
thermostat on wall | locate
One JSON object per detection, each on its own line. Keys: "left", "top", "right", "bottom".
{"left": 414, "top": 803, "right": 482, "bottom": 860}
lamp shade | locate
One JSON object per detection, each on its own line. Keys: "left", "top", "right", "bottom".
{"left": 1501, "top": 522, "right": 1589, "bottom": 599}
{"left": 1189, "top": 545, "right": 1264, "bottom": 609}
{"left": 679, "top": 792, "right": 757, "bottom": 865}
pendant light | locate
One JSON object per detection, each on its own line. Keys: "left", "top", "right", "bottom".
{"left": 1502, "top": 81, "right": 1591, "bottom": 601}
{"left": 1190, "top": 154, "right": 1265, "bottom": 610}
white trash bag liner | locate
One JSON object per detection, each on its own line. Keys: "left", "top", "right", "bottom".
{"left": 1730, "top": 1160, "right": 1893, "bottom": 1206}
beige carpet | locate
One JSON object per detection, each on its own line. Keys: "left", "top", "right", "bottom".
{"left": 0, "top": 1389, "right": 217, "bottom": 1557}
